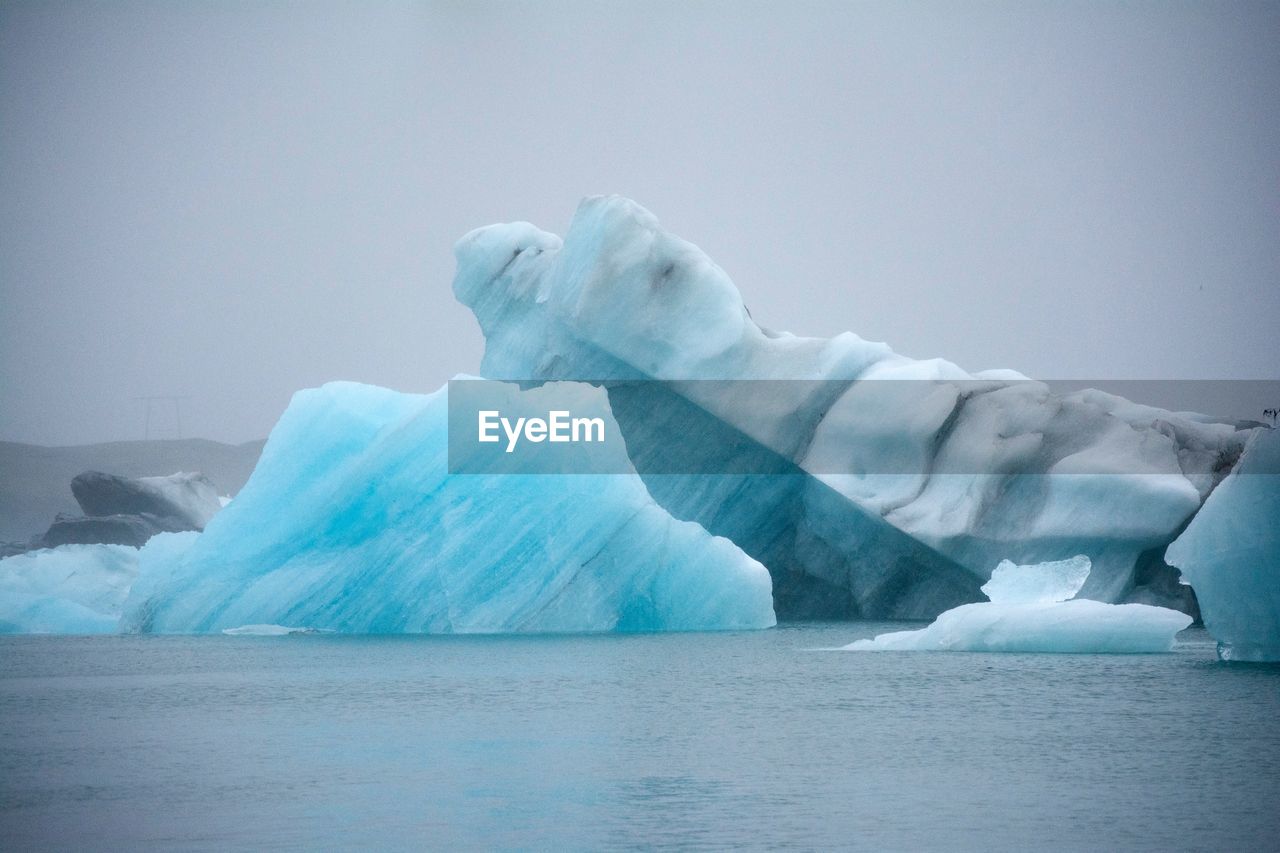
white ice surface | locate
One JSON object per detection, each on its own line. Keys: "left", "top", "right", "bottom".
{"left": 844, "top": 557, "right": 1191, "bottom": 653}
{"left": 980, "top": 556, "right": 1091, "bottom": 604}
{"left": 137, "top": 472, "right": 224, "bottom": 528}
{"left": 222, "top": 624, "right": 313, "bottom": 636}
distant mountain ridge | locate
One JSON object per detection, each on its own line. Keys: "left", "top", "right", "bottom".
{"left": 0, "top": 438, "right": 265, "bottom": 543}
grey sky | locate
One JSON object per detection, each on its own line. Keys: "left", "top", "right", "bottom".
{"left": 2, "top": 0, "right": 1277, "bottom": 445}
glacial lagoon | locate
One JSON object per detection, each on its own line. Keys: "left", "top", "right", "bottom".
{"left": 2, "top": 624, "right": 1277, "bottom": 850}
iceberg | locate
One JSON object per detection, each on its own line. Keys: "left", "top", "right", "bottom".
{"left": 0, "top": 532, "right": 199, "bottom": 634}
{"left": 453, "top": 196, "right": 1256, "bottom": 618}
{"left": 71, "top": 470, "right": 223, "bottom": 531}
{"left": 844, "top": 556, "right": 1192, "bottom": 653}
{"left": 0, "top": 541, "right": 140, "bottom": 634}
{"left": 29, "top": 470, "right": 225, "bottom": 551}
{"left": 119, "top": 380, "right": 775, "bottom": 634}
{"left": 1166, "top": 427, "right": 1280, "bottom": 661}
{"left": 0, "top": 592, "right": 119, "bottom": 635}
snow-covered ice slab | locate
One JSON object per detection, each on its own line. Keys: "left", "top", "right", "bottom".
{"left": 119, "top": 380, "right": 775, "bottom": 635}
{"left": 1166, "top": 428, "right": 1280, "bottom": 662}
{"left": 844, "top": 557, "right": 1191, "bottom": 653}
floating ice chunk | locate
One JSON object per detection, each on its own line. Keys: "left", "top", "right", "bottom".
{"left": 222, "top": 624, "right": 319, "bottom": 636}
{"left": 980, "top": 555, "right": 1091, "bottom": 604}
{"left": 120, "top": 380, "right": 775, "bottom": 635}
{"left": 1166, "top": 428, "right": 1280, "bottom": 662}
{"left": 845, "top": 600, "right": 1192, "bottom": 653}
{"left": 845, "top": 556, "right": 1192, "bottom": 653}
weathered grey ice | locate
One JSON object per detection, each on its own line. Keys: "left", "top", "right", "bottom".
{"left": 453, "top": 196, "right": 1255, "bottom": 618}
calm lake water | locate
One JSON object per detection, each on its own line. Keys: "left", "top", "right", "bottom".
{"left": 1, "top": 624, "right": 1277, "bottom": 851}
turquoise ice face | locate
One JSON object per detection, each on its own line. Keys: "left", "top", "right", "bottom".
{"left": 1167, "top": 428, "right": 1280, "bottom": 662}
{"left": 113, "top": 379, "right": 775, "bottom": 635}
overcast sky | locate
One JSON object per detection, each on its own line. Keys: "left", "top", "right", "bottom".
{"left": 1, "top": 0, "right": 1277, "bottom": 445}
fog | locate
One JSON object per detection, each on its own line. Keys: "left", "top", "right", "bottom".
{"left": 2, "top": 0, "right": 1277, "bottom": 445}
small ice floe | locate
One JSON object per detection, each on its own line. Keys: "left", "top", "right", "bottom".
{"left": 221, "top": 624, "right": 321, "bottom": 636}
{"left": 844, "top": 556, "right": 1192, "bottom": 653}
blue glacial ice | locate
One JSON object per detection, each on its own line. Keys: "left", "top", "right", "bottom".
{"left": 979, "top": 555, "right": 1093, "bottom": 604}
{"left": 1166, "top": 427, "right": 1280, "bottom": 661}
{"left": 118, "top": 379, "right": 775, "bottom": 634}
{"left": 844, "top": 556, "right": 1192, "bottom": 653}
{"left": 0, "top": 543, "right": 138, "bottom": 633}
{"left": 453, "top": 195, "right": 1257, "bottom": 618}
{"left": 0, "top": 535, "right": 194, "bottom": 634}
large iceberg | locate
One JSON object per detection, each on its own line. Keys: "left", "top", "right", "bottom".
{"left": 844, "top": 556, "right": 1192, "bottom": 653}
{"left": 453, "top": 196, "right": 1256, "bottom": 618}
{"left": 118, "top": 380, "right": 775, "bottom": 634}
{"left": 1166, "top": 427, "right": 1280, "bottom": 661}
